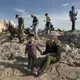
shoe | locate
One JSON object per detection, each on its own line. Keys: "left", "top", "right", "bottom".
{"left": 38, "top": 69, "right": 46, "bottom": 76}
{"left": 32, "top": 68, "right": 38, "bottom": 76}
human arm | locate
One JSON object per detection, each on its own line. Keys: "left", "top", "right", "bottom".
{"left": 36, "top": 44, "right": 43, "bottom": 55}
{"left": 30, "top": 24, "right": 34, "bottom": 28}
{"left": 69, "top": 11, "right": 72, "bottom": 21}
{"left": 33, "top": 16, "right": 38, "bottom": 24}
{"left": 75, "top": 11, "right": 78, "bottom": 16}
{"left": 47, "top": 16, "right": 51, "bottom": 22}
{"left": 44, "top": 17, "right": 51, "bottom": 22}
{"left": 25, "top": 44, "right": 28, "bottom": 57}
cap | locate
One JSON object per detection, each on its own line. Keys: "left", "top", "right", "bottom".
{"left": 45, "top": 13, "right": 48, "bottom": 16}
{"left": 15, "top": 14, "right": 19, "bottom": 18}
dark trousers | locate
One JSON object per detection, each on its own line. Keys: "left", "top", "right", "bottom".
{"left": 45, "top": 22, "right": 51, "bottom": 34}
{"left": 71, "top": 20, "right": 75, "bottom": 31}
{"left": 8, "top": 28, "right": 15, "bottom": 40}
{"left": 17, "top": 27, "right": 24, "bottom": 42}
{"left": 32, "top": 22, "right": 38, "bottom": 39}
{"left": 28, "top": 55, "right": 36, "bottom": 70}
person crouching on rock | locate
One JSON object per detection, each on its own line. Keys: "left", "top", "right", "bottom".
{"left": 6, "top": 21, "right": 15, "bottom": 40}
{"left": 25, "top": 33, "right": 42, "bottom": 75}
{"left": 38, "top": 38, "right": 61, "bottom": 75}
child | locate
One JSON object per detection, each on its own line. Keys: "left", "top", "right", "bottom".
{"left": 25, "top": 33, "right": 42, "bottom": 74}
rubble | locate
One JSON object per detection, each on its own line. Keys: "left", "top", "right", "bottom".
{"left": 0, "top": 42, "right": 25, "bottom": 60}
{"left": 0, "top": 31, "right": 80, "bottom": 80}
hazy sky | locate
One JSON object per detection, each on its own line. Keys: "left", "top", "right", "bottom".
{"left": 0, "top": 0, "right": 80, "bottom": 30}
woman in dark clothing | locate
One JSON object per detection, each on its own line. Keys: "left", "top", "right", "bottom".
{"left": 38, "top": 39, "right": 61, "bottom": 75}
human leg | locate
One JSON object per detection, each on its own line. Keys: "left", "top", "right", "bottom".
{"left": 28, "top": 55, "right": 33, "bottom": 70}
{"left": 72, "top": 20, "right": 75, "bottom": 31}
{"left": 44, "top": 56, "right": 57, "bottom": 70}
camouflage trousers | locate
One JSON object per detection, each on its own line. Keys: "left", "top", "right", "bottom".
{"left": 8, "top": 28, "right": 15, "bottom": 40}
{"left": 17, "top": 27, "right": 24, "bottom": 42}
{"left": 40, "top": 55, "right": 57, "bottom": 70}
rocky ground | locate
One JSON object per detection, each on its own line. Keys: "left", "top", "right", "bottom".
{"left": 0, "top": 31, "right": 80, "bottom": 80}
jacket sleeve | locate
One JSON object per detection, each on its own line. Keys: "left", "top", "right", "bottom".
{"left": 36, "top": 44, "right": 42, "bottom": 54}
{"left": 69, "top": 11, "right": 72, "bottom": 19}
{"left": 75, "top": 13, "right": 77, "bottom": 16}
{"left": 25, "top": 44, "right": 28, "bottom": 54}
{"left": 33, "top": 16, "right": 38, "bottom": 24}
{"left": 19, "top": 18, "right": 24, "bottom": 27}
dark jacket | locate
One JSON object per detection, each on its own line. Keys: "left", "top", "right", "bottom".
{"left": 69, "top": 10, "right": 77, "bottom": 21}
{"left": 18, "top": 17, "right": 24, "bottom": 28}
{"left": 25, "top": 41, "right": 42, "bottom": 56}
{"left": 43, "top": 42, "right": 60, "bottom": 57}
{"left": 33, "top": 16, "right": 38, "bottom": 24}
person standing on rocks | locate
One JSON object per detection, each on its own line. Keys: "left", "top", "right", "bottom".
{"left": 44, "top": 13, "right": 51, "bottom": 34}
{"left": 15, "top": 14, "right": 24, "bottom": 43}
{"left": 25, "top": 33, "right": 42, "bottom": 75}
{"left": 69, "top": 6, "right": 78, "bottom": 31}
{"left": 30, "top": 14, "right": 39, "bottom": 40}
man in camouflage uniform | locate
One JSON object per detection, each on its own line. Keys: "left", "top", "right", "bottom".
{"left": 15, "top": 14, "right": 24, "bottom": 43}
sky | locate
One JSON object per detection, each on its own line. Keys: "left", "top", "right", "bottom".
{"left": 0, "top": 0, "right": 80, "bottom": 30}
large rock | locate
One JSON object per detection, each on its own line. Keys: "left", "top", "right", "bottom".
{"left": 0, "top": 42, "right": 25, "bottom": 60}
{"left": 59, "top": 44, "right": 71, "bottom": 53}
{"left": 0, "top": 31, "right": 80, "bottom": 80}
{"left": 59, "top": 32, "right": 80, "bottom": 48}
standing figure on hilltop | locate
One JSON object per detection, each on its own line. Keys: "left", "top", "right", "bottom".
{"left": 69, "top": 6, "right": 78, "bottom": 31}
{"left": 15, "top": 14, "right": 24, "bottom": 43}
{"left": 30, "top": 14, "right": 39, "bottom": 40}
{"left": 44, "top": 13, "right": 51, "bottom": 34}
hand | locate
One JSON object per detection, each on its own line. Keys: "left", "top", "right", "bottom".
{"left": 41, "top": 51, "right": 43, "bottom": 55}
{"left": 30, "top": 26, "right": 32, "bottom": 28}
{"left": 75, "top": 18, "right": 77, "bottom": 20}
{"left": 76, "top": 11, "right": 78, "bottom": 14}
{"left": 43, "top": 20, "right": 46, "bottom": 22}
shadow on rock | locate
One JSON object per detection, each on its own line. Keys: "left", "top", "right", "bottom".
{"left": 15, "top": 56, "right": 28, "bottom": 63}
{"left": 0, "top": 57, "right": 47, "bottom": 77}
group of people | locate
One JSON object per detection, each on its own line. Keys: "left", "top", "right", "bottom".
{"left": 4, "top": 5, "right": 78, "bottom": 76}
{"left": 7, "top": 13, "right": 53, "bottom": 43}
{"left": 7, "top": 5, "right": 78, "bottom": 43}
{"left": 25, "top": 33, "right": 61, "bottom": 76}
{"left": 6, "top": 14, "right": 61, "bottom": 76}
